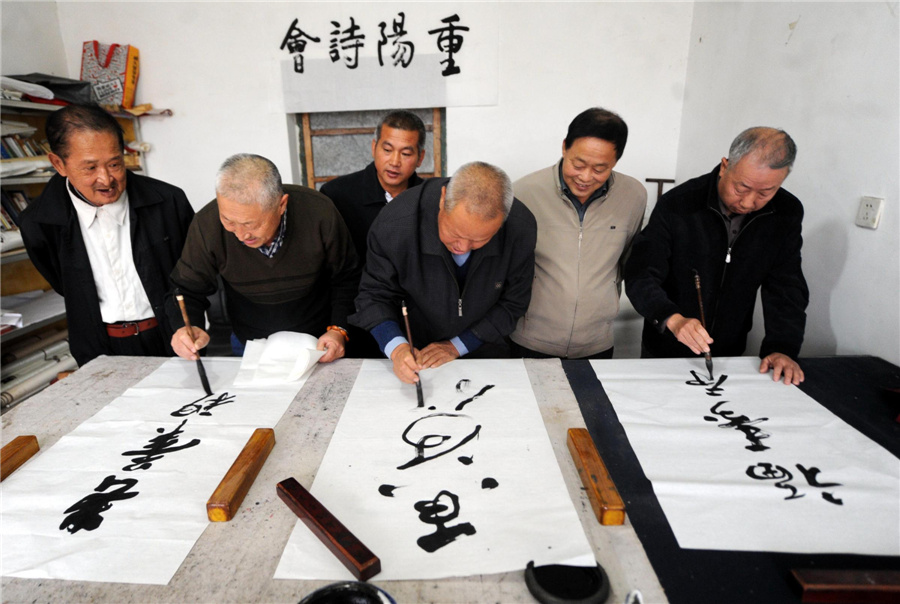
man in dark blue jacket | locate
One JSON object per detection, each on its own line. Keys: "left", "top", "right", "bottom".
{"left": 350, "top": 161, "right": 537, "bottom": 384}
{"left": 625, "top": 127, "right": 808, "bottom": 385}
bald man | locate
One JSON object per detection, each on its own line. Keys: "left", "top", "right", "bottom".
{"left": 625, "top": 127, "right": 809, "bottom": 385}
{"left": 350, "top": 161, "right": 537, "bottom": 384}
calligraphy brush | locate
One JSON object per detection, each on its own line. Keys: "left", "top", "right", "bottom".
{"left": 692, "top": 269, "right": 714, "bottom": 380}
{"left": 174, "top": 289, "right": 213, "bottom": 396}
{"left": 401, "top": 300, "right": 425, "bottom": 408}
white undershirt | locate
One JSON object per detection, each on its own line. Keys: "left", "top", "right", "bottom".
{"left": 67, "top": 180, "right": 154, "bottom": 322}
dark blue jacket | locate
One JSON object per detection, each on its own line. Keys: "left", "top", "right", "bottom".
{"left": 350, "top": 178, "right": 537, "bottom": 350}
{"left": 625, "top": 165, "right": 808, "bottom": 359}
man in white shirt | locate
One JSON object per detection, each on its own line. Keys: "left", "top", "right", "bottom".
{"left": 19, "top": 104, "right": 194, "bottom": 366}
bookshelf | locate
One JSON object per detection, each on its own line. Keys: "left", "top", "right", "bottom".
{"left": 0, "top": 100, "right": 160, "bottom": 342}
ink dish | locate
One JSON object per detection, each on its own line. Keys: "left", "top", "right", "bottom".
{"left": 524, "top": 560, "right": 610, "bottom": 604}
{"left": 299, "top": 581, "right": 395, "bottom": 604}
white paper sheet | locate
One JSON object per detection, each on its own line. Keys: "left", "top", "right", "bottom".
{"left": 233, "top": 331, "right": 324, "bottom": 386}
{"left": 1, "top": 357, "right": 310, "bottom": 584}
{"left": 591, "top": 357, "right": 900, "bottom": 555}
{"left": 275, "top": 359, "right": 594, "bottom": 581}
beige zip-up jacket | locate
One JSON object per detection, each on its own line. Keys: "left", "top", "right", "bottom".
{"left": 510, "top": 163, "right": 647, "bottom": 357}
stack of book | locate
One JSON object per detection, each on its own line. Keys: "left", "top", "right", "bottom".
{"left": 1, "top": 120, "right": 50, "bottom": 160}
{"left": 1, "top": 189, "right": 30, "bottom": 252}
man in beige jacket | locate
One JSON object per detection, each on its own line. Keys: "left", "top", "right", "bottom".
{"left": 510, "top": 107, "right": 647, "bottom": 359}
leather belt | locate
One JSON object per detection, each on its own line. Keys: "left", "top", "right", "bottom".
{"left": 106, "top": 317, "right": 159, "bottom": 338}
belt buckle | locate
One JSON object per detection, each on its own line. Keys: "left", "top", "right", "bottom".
{"left": 121, "top": 321, "right": 140, "bottom": 336}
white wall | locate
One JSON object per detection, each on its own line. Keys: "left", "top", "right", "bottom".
{"left": 1, "top": 1, "right": 67, "bottom": 76}
{"left": 35, "top": 1, "right": 692, "bottom": 209}
{"left": 677, "top": 2, "right": 900, "bottom": 365}
{"left": 5, "top": 1, "right": 897, "bottom": 364}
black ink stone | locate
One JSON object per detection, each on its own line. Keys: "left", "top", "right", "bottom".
{"left": 481, "top": 477, "right": 499, "bottom": 489}
{"left": 524, "top": 561, "right": 610, "bottom": 604}
{"left": 299, "top": 581, "right": 396, "bottom": 604}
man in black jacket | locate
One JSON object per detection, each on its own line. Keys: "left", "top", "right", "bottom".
{"left": 350, "top": 161, "right": 537, "bottom": 384}
{"left": 321, "top": 110, "right": 426, "bottom": 357}
{"left": 19, "top": 104, "right": 194, "bottom": 366}
{"left": 625, "top": 127, "right": 808, "bottom": 385}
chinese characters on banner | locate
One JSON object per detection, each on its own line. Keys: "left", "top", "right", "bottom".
{"left": 275, "top": 359, "right": 594, "bottom": 581}
{"left": 590, "top": 357, "right": 900, "bottom": 556}
{"left": 1, "top": 358, "right": 307, "bottom": 584}
{"left": 281, "top": 12, "right": 468, "bottom": 75}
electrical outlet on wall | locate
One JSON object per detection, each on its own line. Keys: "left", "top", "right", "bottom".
{"left": 855, "top": 196, "right": 884, "bottom": 229}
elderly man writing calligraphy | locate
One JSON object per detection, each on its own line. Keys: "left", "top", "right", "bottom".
{"left": 350, "top": 161, "right": 537, "bottom": 384}
{"left": 168, "top": 154, "right": 359, "bottom": 362}
{"left": 625, "top": 127, "right": 808, "bottom": 385}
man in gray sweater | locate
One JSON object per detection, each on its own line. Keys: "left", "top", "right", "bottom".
{"left": 510, "top": 107, "right": 647, "bottom": 359}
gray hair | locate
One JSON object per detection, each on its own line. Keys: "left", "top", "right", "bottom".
{"left": 444, "top": 161, "right": 514, "bottom": 221}
{"left": 727, "top": 127, "right": 797, "bottom": 172}
{"left": 215, "top": 154, "right": 284, "bottom": 210}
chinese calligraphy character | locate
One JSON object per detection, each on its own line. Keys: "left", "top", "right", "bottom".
{"left": 747, "top": 462, "right": 843, "bottom": 504}
{"left": 746, "top": 462, "right": 803, "bottom": 499}
{"left": 397, "top": 412, "right": 481, "bottom": 470}
{"left": 330, "top": 17, "right": 366, "bottom": 69}
{"left": 171, "top": 392, "right": 237, "bottom": 418}
{"left": 704, "top": 400, "right": 771, "bottom": 451}
{"left": 280, "top": 18, "right": 321, "bottom": 73}
{"left": 378, "top": 12, "right": 415, "bottom": 67}
{"left": 414, "top": 489, "right": 476, "bottom": 552}
{"left": 121, "top": 419, "right": 201, "bottom": 471}
{"left": 59, "top": 475, "right": 139, "bottom": 533}
{"left": 686, "top": 370, "right": 728, "bottom": 396}
{"left": 428, "top": 14, "right": 469, "bottom": 76}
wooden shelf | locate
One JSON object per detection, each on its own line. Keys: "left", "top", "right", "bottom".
{"left": 1, "top": 249, "right": 29, "bottom": 265}
{"left": 0, "top": 313, "right": 66, "bottom": 345}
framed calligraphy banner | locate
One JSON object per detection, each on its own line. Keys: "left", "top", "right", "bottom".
{"left": 590, "top": 357, "right": 900, "bottom": 556}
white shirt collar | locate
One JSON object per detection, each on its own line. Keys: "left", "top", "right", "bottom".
{"left": 67, "top": 179, "right": 129, "bottom": 229}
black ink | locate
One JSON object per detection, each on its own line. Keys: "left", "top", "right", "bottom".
{"left": 428, "top": 14, "right": 470, "bottom": 76}
{"left": 171, "top": 392, "right": 236, "bottom": 417}
{"left": 458, "top": 456, "right": 473, "bottom": 465}
{"left": 378, "top": 12, "right": 414, "bottom": 68}
{"left": 280, "top": 18, "right": 321, "bottom": 73}
{"left": 822, "top": 492, "right": 843, "bottom": 505}
{"left": 796, "top": 464, "right": 843, "bottom": 505}
{"left": 705, "top": 400, "right": 770, "bottom": 451}
{"left": 329, "top": 17, "right": 365, "bottom": 69}
{"left": 414, "top": 490, "right": 476, "bottom": 552}
{"left": 796, "top": 464, "right": 841, "bottom": 488}
{"left": 379, "top": 484, "right": 398, "bottom": 497}
{"left": 121, "top": 418, "right": 201, "bottom": 471}
{"left": 746, "top": 462, "right": 803, "bottom": 500}
{"left": 428, "top": 406, "right": 437, "bottom": 410}
{"left": 398, "top": 413, "right": 481, "bottom": 470}
{"left": 481, "top": 477, "right": 498, "bottom": 489}
{"left": 705, "top": 374, "right": 728, "bottom": 396}
{"left": 456, "top": 379, "right": 470, "bottom": 393}
{"left": 59, "top": 475, "right": 139, "bottom": 533}
{"left": 686, "top": 371, "right": 712, "bottom": 386}
{"left": 454, "top": 384, "right": 495, "bottom": 411}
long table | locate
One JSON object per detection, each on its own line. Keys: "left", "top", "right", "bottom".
{"left": 566, "top": 355, "right": 900, "bottom": 604}
{"left": 1, "top": 356, "right": 665, "bottom": 603}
